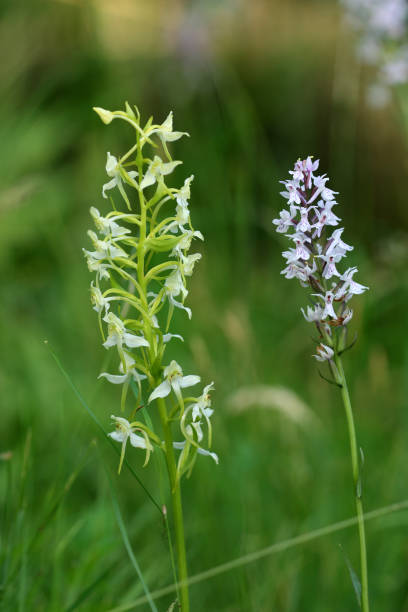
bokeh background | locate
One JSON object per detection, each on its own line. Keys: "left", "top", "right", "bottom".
{"left": 1, "top": 0, "right": 408, "bottom": 610}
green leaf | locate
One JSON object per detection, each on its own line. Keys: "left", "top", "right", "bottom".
{"left": 357, "top": 447, "right": 365, "bottom": 499}
{"left": 317, "top": 369, "right": 342, "bottom": 388}
{"left": 339, "top": 545, "right": 362, "bottom": 608}
{"left": 338, "top": 333, "right": 358, "bottom": 356}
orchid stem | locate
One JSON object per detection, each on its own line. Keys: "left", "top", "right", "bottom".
{"left": 334, "top": 353, "right": 369, "bottom": 612}
{"left": 157, "top": 396, "right": 190, "bottom": 612}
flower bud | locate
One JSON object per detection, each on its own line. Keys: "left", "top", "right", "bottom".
{"left": 93, "top": 107, "right": 114, "bottom": 124}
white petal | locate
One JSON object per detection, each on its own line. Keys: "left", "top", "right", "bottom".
{"left": 123, "top": 333, "right": 149, "bottom": 348}
{"left": 103, "top": 336, "right": 117, "bottom": 349}
{"left": 110, "top": 221, "right": 131, "bottom": 237}
{"left": 99, "top": 372, "right": 129, "bottom": 384}
{"left": 131, "top": 371, "right": 147, "bottom": 382}
{"left": 180, "top": 375, "right": 201, "bottom": 389}
{"left": 129, "top": 432, "right": 148, "bottom": 449}
{"left": 161, "top": 160, "right": 182, "bottom": 175}
{"left": 148, "top": 380, "right": 172, "bottom": 403}
{"left": 140, "top": 173, "right": 156, "bottom": 190}
{"left": 108, "top": 431, "right": 126, "bottom": 443}
{"left": 197, "top": 448, "right": 219, "bottom": 464}
{"left": 106, "top": 152, "right": 118, "bottom": 176}
{"left": 170, "top": 297, "right": 192, "bottom": 319}
{"left": 162, "top": 333, "right": 184, "bottom": 343}
{"left": 102, "top": 177, "right": 117, "bottom": 198}
{"left": 164, "top": 131, "right": 188, "bottom": 142}
{"left": 173, "top": 441, "right": 186, "bottom": 450}
{"left": 160, "top": 111, "right": 173, "bottom": 131}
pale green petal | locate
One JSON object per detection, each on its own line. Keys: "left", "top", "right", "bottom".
{"left": 180, "top": 375, "right": 201, "bottom": 389}
{"left": 99, "top": 372, "right": 129, "bottom": 384}
{"left": 103, "top": 336, "right": 117, "bottom": 349}
{"left": 102, "top": 177, "right": 117, "bottom": 198}
{"left": 148, "top": 380, "right": 172, "bottom": 403}
{"left": 170, "top": 297, "right": 192, "bottom": 319}
{"left": 108, "top": 431, "right": 126, "bottom": 443}
{"left": 129, "top": 432, "right": 150, "bottom": 449}
{"left": 173, "top": 441, "right": 185, "bottom": 450}
{"left": 197, "top": 448, "right": 219, "bottom": 464}
{"left": 161, "top": 160, "right": 182, "bottom": 175}
{"left": 162, "top": 333, "right": 184, "bottom": 343}
{"left": 123, "top": 333, "right": 149, "bottom": 348}
{"left": 140, "top": 173, "right": 156, "bottom": 190}
{"left": 106, "top": 152, "right": 118, "bottom": 176}
{"left": 163, "top": 131, "right": 188, "bottom": 142}
{"left": 161, "top": 111, "right": 173, "bottom": 131}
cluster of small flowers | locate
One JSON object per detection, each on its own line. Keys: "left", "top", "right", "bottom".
{"left": 341, "top": 0, "right": 408, "bottom": 107}
{"left": 84, "top": 104, "right": 217, "bottom": 474}
{"left": 273, "top": 157, "right": 368, "bottom": 362}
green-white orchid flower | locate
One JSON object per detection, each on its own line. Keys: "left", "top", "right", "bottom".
{"left": 99, "top": 353, "right": 147, "bottom": 386}
{"left": 103, "top": 312, "right": 149, "bottom": 350}
{"left": 161, "top": 175, "right": 195, "bottom": 234}
{"left": 181, "top": 253, "right": 202, "bottom": 277}
{"left": 90, "top": 282, "right": 113, "bottom": 314}
{"left": 148, "top": 360, "right": 200, "bottom": 404}
{"left": 171, "top": 229, "right": 204, "bottom": 258}
{"left": 86, "top": 230, "right": 126, "bottom": 260}
{"left": 100, "top": 353, "right": 147, "bottom": 412}
{"left": 90, "top": 206, "right": 131, "bottom": 238}
{"left": 179, "top": 382, "right": 216, "bottom": 457}
{"left": 164, "top": 269, "right": 191, "bottom": 318}
{"left": 191, "top": 382, "right": 215, "bottom": 421}
{"left": 176, "top": 175, "right": 194, "bottom": 206}
{"left": 140, "top": 155, "right": 182, "bottom": 191}
{"left": 151, "top": 111, "right": 189, "bottom": 143}
{"left": 83, "top": 250, "right": 111, "bottom": 280}
{"left": 173, "top": 440, "right": 219, "bottom": 464}
{"left": 108, "top": 415, "right": 153, "bottom": 473}
{"left": 102, "top": 152, "right": 138, "bottom": 199}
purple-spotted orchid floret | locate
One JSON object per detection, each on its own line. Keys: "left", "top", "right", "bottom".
{"left": 273, "top": 156, "right": 368, "bottom": 363}
{"left": 84, "top": 104, "right": 217, "bottom": 476}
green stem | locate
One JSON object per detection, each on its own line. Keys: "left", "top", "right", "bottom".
{"left": 157, "top": 397, "right": 190, "bottom": 612}
{"left": 334, "top": 353, "right": 369, "bottom": 611}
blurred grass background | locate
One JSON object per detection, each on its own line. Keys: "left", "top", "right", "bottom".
{"left": 1, "top": 0, "right": 408, "bottom": 610}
